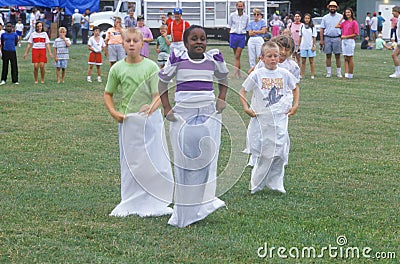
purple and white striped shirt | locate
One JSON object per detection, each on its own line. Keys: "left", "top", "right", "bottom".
{"left": 159, "top": 49, "right": 228, "bottom": 102}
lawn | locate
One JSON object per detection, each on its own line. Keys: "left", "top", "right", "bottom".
{"left": 0, "top": 42, "right": 399, "bottom": 263}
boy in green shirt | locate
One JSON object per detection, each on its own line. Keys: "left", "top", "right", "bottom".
{"left": 104, "top": 28, "right": 173, "bottom": 217}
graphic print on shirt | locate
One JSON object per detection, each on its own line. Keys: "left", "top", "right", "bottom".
{"left": 261, "top": 77, "right": 283, "bottom": 106}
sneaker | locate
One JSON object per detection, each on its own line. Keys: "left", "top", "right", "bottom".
{"left": 0, "top": 80, "right": 5, "bottom": 85}
{"left": 18, "top": 43, "right": 21, "bottom": 47}
{"left": 311, "top": 76, "right": 315, "bottom": 80}
{"left": 97, "top": 76, "right": 102, "bottom": 83}
{"left": 326, "top": 73, "right": 331, "bottom": 78}
{"left": 87, "top": 76, "right": 92, "bottom": 82}
{"left": 389, "top": 72, "right": 400, "bottom": 78}
{"left": 337, "top": 73, "right": 343, "bottom": 78}
{"left": 13, "top": 82, "right": 19, "bottom": 85}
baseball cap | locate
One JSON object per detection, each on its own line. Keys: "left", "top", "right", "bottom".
{"left": 173, "top": 7, "right": 182, "bottom": 14}
{"left": 137, "top": 15, "right": 144, "bottom": 21}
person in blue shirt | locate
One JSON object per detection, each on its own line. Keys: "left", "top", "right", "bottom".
{"left": 1, "top": 23, "right": 19, "bottom": 85}
{"left": 377, "top": 12, "right": 386, "bottom": 34}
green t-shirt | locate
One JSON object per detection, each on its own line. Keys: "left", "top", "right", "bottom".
{"left": 105, "top": 58, "right": 159, "bottom": 113}
{"left": 156, "top": 35, "right": 172, "bottom": 53}
{"left": 375, "top": 38, "right": 386, "bottom": 50}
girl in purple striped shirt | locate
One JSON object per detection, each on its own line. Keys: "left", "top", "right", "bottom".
{"left": 158, "top": 25, "right": 229, "bottom": 228}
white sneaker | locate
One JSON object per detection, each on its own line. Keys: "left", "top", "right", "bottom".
{"left": 97, "top": 76, "right": 102, "bottom": 83}
{"left": 337, "top": 73, "right": 343, "bottom": 78}
{"left": 87, "top": 76, "right": 92, "bottom": 82}
{"left": 13, "top": 82, "right": 19, "bottom": 85}
{"left": 326, "top": 73, "right": 331, "bottom": 78}
{"left": 389, "top": 72, "right": 400, "bottom": 78}
{"left": 0, "top": 80, "right": 5, "bottom": 85}
{"left": 311, "top": 76, "right": 315, "bottom": 80}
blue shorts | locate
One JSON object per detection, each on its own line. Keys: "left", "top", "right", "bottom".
{"left": 300, "top": 49, "right": 316, "bottom": 58}
{"left": 229, "top": 33, "right": 246, "bottom": 49}
{"left": 16, "top": 30, "right": 22, "bottom": 36}
{"left": 55, "top": 59, "right": 68, "bottom": 69}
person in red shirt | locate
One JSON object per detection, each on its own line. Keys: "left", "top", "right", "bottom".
{"left": 166, "top": 12, "right": 173, "bottom": 26}
{"left": 167, "top": 8, "right": 190, "bottom": 52}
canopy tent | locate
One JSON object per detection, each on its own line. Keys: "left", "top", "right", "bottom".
{"left": 0, "top": 0, "right": 99, "bottom": 15}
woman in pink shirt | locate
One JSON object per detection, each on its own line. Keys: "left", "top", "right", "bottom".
{"left": 390, "top": 16, "right": 398, "bottom": 42}
{"left": 336, "top": 7, "right": 359, "bottom": 79}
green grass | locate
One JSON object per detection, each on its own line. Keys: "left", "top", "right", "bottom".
{"left": 0, "top": 43, "right": 399, "bottom": 263}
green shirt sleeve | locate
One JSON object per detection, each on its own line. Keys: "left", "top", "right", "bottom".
{"left": 105, "top": 66, "right": 119, "bottom": 94}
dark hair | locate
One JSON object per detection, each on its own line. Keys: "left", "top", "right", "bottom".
{"left": 35, "top": 21, "right": 44, "bottom": 32}
{"left": 93, "top": 26, "right": 99, "bottom": 31}
{"left": 183, "top": 25, "right": 205, "bottom": 45}
{"left": 303, "top": 13, "right": 314, "bottom": 28}
{"left": 343, "top": 8, "right": 356, "bottom": 20}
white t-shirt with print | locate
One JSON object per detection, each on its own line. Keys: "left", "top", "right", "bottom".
{"left": 242, "top": 67, "right": 297, "bottom": 113}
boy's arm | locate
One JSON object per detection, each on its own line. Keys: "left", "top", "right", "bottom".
{"left": 165, "top": 35, "right": 171, "bottom": 46}
{"left": 239, "top": 87, "right": 256, "bottom": 117}
{"left": 145, "top": 93, "right": 162, "bottom": 115}
{"left": 158, "top": 81, "right": 175, "bottom": 121}
{"left": 53, "top": 47, "right": 58, "bottom": 61}
{"left": 287, "top": 85, "right": 300, "bottom": 117}
{"left": 104, "top": 91, "right": 125, "bottom": 123}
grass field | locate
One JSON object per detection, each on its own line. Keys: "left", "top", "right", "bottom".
{"left": 0, "top": 42, "right": 399, "bottom": 263}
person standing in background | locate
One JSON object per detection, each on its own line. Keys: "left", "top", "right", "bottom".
{"left": 81, "top": 8, "right": 90, "bottom": 45}
{"left": 227, "top": 1, "right": 249, "bottom": 79}
{"left": 124, "top": 9, "right": 136, "bottom": 28}
{"left": 71, "top": 9, "right": 82, "bottom": 44}
{"left": 365, "top": 12, "right": 371, "bottom": 38}
{"left": 319, "top": 1, "right": 343, "bottom": 78}
{"left": 377, "top": 12, "right": 386, "bottom": 34}
{"left": 390, "top": 14, "right": 398, "bottom": 42}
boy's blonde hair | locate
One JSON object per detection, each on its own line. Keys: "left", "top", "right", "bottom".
{"left": 160, "top": 24, "right": 167, "bottom": 30}
{"left": 59, "top": 27, "right": 67, "bottom": 33}
{"left": 260, "top": 41, "right": 280, "bottom": 56}
{"left": 122, "top": 27, "right": 143, "bottom": 41}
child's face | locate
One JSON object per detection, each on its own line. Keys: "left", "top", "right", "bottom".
{"left": 262, "top": 48, "right": 279, "bottom": 70}
{"left": 94, "top": 29, "right": 100, "bottom": 36}
{"left": 36, "top": 23, "right": 43, "bottom": 32}
{"left": 185, "top": 28, "right": 206, "bottom": 57}
{"left": 5, "top": 24, "right": 12, "bottom": 33}
{"left": 59, "top": 30, "right": 66, "bottom": 37}
{"left": 137, "top": 20, "right": 144, "bottom": 27}
{"left": 345, "top": 9, "right": 352, "bottom": 19}
{"left": 17, "top": 20, "right": 22, "bottom": 24}
{"left": 392, "top": 10, "right": 399, "bottom": 18}
{"left": 160, "top": 28, "right": 167, "bottom": 35}
{"left": 123, "top": 33, "right": 143, "bottom": 57}
{"left": 304, "top": 15, "right": 311, "bottom": 24}
{"left": 114, "top": 19, "right": 122, "bottom": 27}
{"left": 279, "top": 47, "right": 290, "bottom": 63}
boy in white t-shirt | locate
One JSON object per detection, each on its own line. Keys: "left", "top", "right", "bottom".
{"left": 15, "top": 18, "right": 24, "bottom": 47}
{"left": 87, "top": 26, "right": 107, "bottom": 82}
{"left": 239, "top": 41, "right": 299, "bottom": 194}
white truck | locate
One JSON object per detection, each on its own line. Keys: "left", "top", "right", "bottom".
{"left": 89, "top": 1, "right": 290, "bottom": 39}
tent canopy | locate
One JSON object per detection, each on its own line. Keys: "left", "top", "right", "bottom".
{"left": 0, "top": 0, "right": 99, "bottom": 15}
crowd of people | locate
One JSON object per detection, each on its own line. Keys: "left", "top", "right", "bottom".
{"left": 0, "top": 2, "right": 399, "bottom": 228}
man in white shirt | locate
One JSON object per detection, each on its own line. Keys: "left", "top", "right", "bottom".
{"left": 227, "top": 1, "right": 249, "bottom": 78}
{"left": 365, "top": 12, "right": 371, "bottom": 38}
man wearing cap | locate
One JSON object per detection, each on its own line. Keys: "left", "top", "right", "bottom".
{"left": 320, "top": 1, "right": 343, "bottom": 78}
{"left": 389, "top": 6, "right": 400, "bottom": 78}
{"left": 71, "top": 9, "right": 83, "bottom": 45}
{"left": 227, "top": 1, "right": 249, "bottom": 79}
{"left": 167, "top": 8, "right": 190, "bottom": 52}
